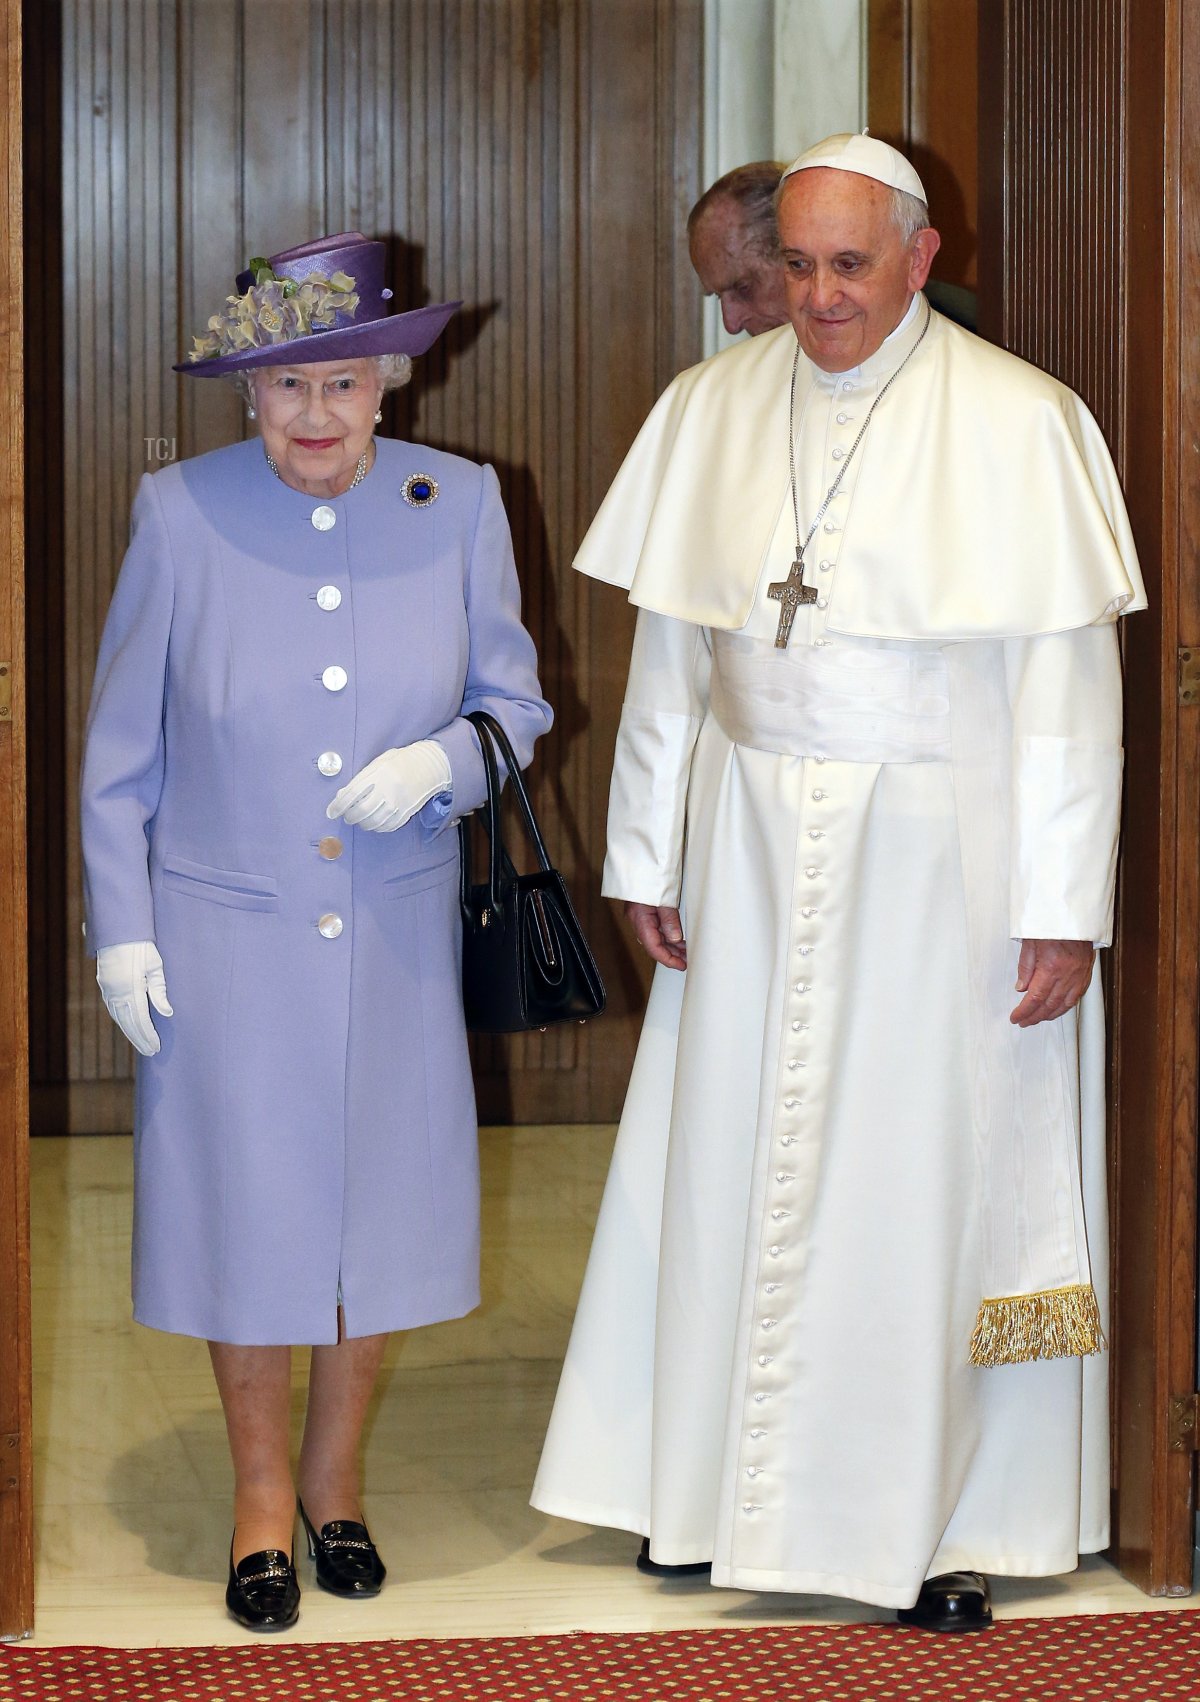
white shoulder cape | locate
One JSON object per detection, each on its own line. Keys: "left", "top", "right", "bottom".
{"left": 576, "top": 306, "right": 1147, "bottom": 641}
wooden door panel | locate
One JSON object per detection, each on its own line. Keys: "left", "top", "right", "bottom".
{"left": 0, "top": 0, "right": 30, "bottom": 1641}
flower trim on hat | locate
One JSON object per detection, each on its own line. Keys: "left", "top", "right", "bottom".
{"left": 187, "top": 259, "right": 360, "bottom": 363}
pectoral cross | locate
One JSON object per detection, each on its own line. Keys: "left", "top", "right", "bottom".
{"left": 767, "top": 556, "right": 817, "bottom": 649}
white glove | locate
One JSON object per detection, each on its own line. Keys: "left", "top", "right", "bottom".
{"left": 326, "top": 740, "right": 452, "bottom": 832}
{"left": 96, "top": 940, "right": 173, "bottom": 1057}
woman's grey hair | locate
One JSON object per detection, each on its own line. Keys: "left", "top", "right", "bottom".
{"left": 228, "top": 352, "right": 413, "bottom": 405}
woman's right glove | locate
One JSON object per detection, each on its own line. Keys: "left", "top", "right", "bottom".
{"left": 96, "top": 940, "right": 173, "bottom": 1056}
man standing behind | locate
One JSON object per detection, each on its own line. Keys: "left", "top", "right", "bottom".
{"left": 687, "top": 161, "right": 790, "bottom": 336}
{"left": 533, "top": 134, "right": 1145, "bottom": 1632}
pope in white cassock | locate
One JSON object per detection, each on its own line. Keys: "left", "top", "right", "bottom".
{"left": 530, "top": 134, "right": 1148, "bottom": 1632}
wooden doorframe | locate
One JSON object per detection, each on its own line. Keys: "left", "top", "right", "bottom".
{"left": 0, "top": 0, "right": 32, "bottom": 1643}
{"left": 1107, "top": 0, "right": 1200, "bottom": 1596}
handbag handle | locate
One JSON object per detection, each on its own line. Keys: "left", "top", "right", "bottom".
{"left": 459, "top": 710, "right": 549, "bottom": 921}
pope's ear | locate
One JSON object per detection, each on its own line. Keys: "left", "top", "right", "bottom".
{"left": 908, "top": 226, "right": 941, "bottom": 292}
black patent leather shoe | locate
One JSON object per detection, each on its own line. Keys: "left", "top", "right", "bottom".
{"left": 636, "top": 1536, "right": 712, "bottom": 1578}
{"left": 896, "top": 1570, "right": 993, "bottom": 1633}
{"left": 298, "top": 1499, "right": 387, "bottom": 1597}
{"left": 225, "top": 1544, "right": 300, "bottom": 1630}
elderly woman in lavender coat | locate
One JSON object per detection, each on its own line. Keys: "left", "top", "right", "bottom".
{"left": 80, "top": 233, "right": 552, "bottom": 1630}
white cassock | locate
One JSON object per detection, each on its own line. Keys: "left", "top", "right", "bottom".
{"left": 531, "top": 299, "right": 1147, "bottom": 1609}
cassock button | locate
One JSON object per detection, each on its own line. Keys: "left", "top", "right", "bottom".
{"left": 831, "top": 447, "right": 845, "bottom": 460}
{"left": 311, "top": 505, "right": 337, "bottom": 531}
{"left": 322, "top": 665, "right": 348, "bottom": 692}
{"left": 823, "top": 522, "right": 836, "bottom": 534}
{"left": 805, "top": 866, "right": 821, "bottom": 878}
{"left": 317, "top": 912, "right": 343, "bottom": 939}
{"left": 318, "top": 836, "right": 344, "bottom": 860}
{"left": 811, "top": 791, "right": 825, "bottom": 801}
{"left": 819, "top": 561, "right": 832, "bottom": 572}
{"left": 316, "top": 585, "right": 342, "bottom": 611}
{"left": 836, "top": 412, "right": 849, "bottom": 424}
{"left": 841, "top": 380, "right": 853, "bottom": 392}
{"left": 317, "top": 751, "right": 343, "bottom": 776}
{"left": 746, "top": 1465, "right": 762, "bottom": 1477}
{"left": 817, "top": 596, "right": 829, "bottom": 609}
{"left": 767, "top": 1246, "right": 782, "bottom": 1257}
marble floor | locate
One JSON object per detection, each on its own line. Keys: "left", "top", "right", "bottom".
{"left": 22, "top": 1127, "right": 1200, "bottom": 1647}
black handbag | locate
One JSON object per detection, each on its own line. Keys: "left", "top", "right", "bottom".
{"left": 458, "top": 710, "right": 606, "bottom": 1034}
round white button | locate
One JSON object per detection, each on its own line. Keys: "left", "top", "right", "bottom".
{"left": 812, "top": 790, "right": 825, "bottom": 801}
{"left": 842, "top": 380, "right": 853, "bottom": 391}
{"left": 823, "top": 521, "right": 836, "bottom": 534}
{"left": 316, "top": 585, "right": 342, "bottom": 611}
{"left": 311, "top": 506, "right": 337, "bottom": 531}
{"left": 317, "top": 913, "right": 343, "bottom": 939}
{"left": 817, "top": 596, "right": 829, "bottom": 609}
{"left": 321, "top": 666, "right": 348, "bottom": 692}
{"left": 805, "top": 866, "right": 821, "bottom": 879}
{"left": 819, "top": 560, "right": 832, "bottom": 572}
{"left": 831, "top": 447, "right": 845, "bottom": 460}
{"left": 836, "top": 411, "right": 849, "bottom": 424}
{"left": 317, "top": 751, "right": 343, "bottom": 777}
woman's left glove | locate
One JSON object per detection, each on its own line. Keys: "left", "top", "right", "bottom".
{"left": 326, "top": 739, "right": 452, "bottom": 832}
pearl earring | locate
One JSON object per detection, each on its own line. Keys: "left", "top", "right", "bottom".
{"left": 374, "top": 409, "right": 383, "bottom": 424}
{"left": 247, "top": 406, "right": 257, "bottom": 420}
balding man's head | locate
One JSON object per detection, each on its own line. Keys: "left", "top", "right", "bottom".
{"left": 687, "top": 162, "right": 790, "bottom": 337}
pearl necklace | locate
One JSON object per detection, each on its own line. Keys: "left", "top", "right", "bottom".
{"left": 264, "top": 445, "right": 370, "bottom": 490}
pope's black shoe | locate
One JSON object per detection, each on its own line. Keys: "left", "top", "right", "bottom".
{"left": 636, "top": 1536, "right": 712, "bottom": 1578}
{"left": 298, "top": 1500, "right": 387, "bottom": 1598}
{"left": 225, "top": 1543, "right": 300, "bottom": 1630}
{"left": 896, "top": 1570, "right": 993, "bottom": 1633}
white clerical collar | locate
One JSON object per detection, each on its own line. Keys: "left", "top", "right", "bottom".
{"left": 812, "top": 292, "right": 927, "bottom": 391}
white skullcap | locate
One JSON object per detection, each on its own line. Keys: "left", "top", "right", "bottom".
{"left": 782, "top": 131, "right": 927, "bottom": 204}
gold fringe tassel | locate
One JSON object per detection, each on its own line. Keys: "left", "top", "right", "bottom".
{"left": 968, "top": 1284, "right": 1105, "bottom": 1368}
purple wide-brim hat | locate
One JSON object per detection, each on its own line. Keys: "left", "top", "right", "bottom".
{"left": 175, "top": 231, "right": 460, "bottom": 376}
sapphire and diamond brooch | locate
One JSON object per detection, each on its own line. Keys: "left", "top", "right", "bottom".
{"left": 402, "top": 473, "right": 439, "bottom": 508}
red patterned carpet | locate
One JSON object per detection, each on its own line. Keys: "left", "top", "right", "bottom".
{"left": 2, "top": 1615, "right": 1199, "bottom": 1700}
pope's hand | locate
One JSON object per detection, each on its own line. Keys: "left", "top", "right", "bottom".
{"left": 1010, "top": 938, "right": 1094, "bottom": 1027}
{"left": 326, "top": 740, "right": 452, "bottom": 832}
{"left": 625, "top": 902, "right": 687, "bottom": 971}
{"left": 96, "top": 940, "right": 173, "bottom": 1056}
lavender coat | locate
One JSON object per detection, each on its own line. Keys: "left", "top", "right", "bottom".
{"left": 81, "top": 438, "right": 552, "bottom": 1344}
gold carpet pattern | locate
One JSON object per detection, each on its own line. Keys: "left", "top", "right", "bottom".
{"left": 4, "top": 1613, "right": 1200, "bottom": 1700}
